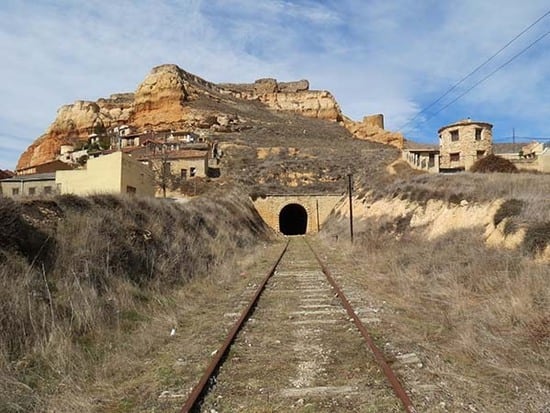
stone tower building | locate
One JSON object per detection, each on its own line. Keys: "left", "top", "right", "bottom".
{"left": 438, "top": 119, "right": 492, "bottom": 171}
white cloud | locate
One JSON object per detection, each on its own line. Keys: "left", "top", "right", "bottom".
{"left": 0, "top": 0, "right": 549, "bottom": 169}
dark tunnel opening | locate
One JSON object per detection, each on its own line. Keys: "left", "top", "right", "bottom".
{"left": 279, "top": 203, "right": 308, "bottom": 235}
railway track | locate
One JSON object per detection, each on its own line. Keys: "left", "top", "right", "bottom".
{"left": 181, "top": 237, "right": 417, "bottom": 412}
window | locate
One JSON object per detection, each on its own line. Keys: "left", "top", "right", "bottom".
{"left": 450, "top": 130, "right": 459, "bottom": 141}
{"left": 190, "top": 167, "right": 196, "bottom": 177}
{"left": 180, "top": 169, "right": 187, "bottom": 179}
{"left": 44, "top": 186, "right": 52, "bottom": 195}
{"left": 475, "top": 128, "right": 482, "bottom": 141}
{"left": 12, "top": 188, "right": 19, "bottom": 196}
{"left": 126, "top": 186, "right": 136, "bottom": 194}
{"left": 477, "top": 150, "right": 486, "bottom": 159}
{"left": 450, "top": 152, "right": 460, "bottom": 162}
{"left": 428, "top": 154, "right": 435, "bottom": 167}
{"left": 28, "top": 187, "right": 36, "bottom": 196}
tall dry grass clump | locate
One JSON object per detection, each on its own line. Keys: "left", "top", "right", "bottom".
{"left": 320, "top": 215, "right": 549, "bottom": 411}
{"left": 0, "top": 190, "right": 271, "bottom": 412}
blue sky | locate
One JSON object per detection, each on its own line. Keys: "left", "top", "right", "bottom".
{"left": 0, "top": 0, "right": 549, "bottom": 170}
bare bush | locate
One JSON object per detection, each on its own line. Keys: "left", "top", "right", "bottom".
{"left": 470, "top": 154, "right": 518, "bottom": 173}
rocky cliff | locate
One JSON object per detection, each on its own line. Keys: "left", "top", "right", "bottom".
{"left": 219, "top": 78, "right": 343, "bottom": 121}
{"left": 17, "top": 95, "right": 134, "bottom": 169}
{"left": 17, "top": 64, "right": 400, "bottom": 170}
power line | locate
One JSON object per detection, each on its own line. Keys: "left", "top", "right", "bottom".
{"left": 422, "top": 29, "right": 550, "bottom": 123}
{"left": 398, "top": 9, "right": 550, "bottom": 132}
{"left": 494, "top": 136, "right": 550, "bottom": 141}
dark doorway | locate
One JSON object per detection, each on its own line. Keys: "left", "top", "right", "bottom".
{"left": 279, "top": 204, "right": 308, "bottom": 235}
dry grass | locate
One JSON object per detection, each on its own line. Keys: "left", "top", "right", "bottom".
{"left": 370, "top": 171, "right": 550, "bottom": 255}
{"left": 0, "top": 189, "right": 272, "bottom": 412}
{"left": 380, "top": 172, "right": 550, "bottom": 221}
{"left": 209, "top": 108, "right": 399, "bottom": 195}
{"left": 381, "top": 171, "right": 549, "bottom": 203}
{"left": 318, "top": 220, "right": 550, "bottom": 412}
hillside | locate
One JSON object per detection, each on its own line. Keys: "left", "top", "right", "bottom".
{"left": 16, "top": 64, "right": 403, "bottom": 194}
{"left": 6, "top": 63, "right": 549, "bottom": 412}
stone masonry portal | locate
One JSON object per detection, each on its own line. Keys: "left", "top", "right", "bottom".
{"left": 252, "top": 194, "right": 343, "bottom": 235}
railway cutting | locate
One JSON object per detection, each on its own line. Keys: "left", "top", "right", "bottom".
{"left": 183, "top": 237, "right": 414, "bottom": 412}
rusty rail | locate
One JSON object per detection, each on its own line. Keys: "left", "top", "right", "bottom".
{"left": 305, "top": 239, "right": 418, "bottom": 413}
{"left": 180, "top": 240, "right": 289, "bottom": 413}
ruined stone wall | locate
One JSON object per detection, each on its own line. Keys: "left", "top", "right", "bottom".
{"left": 344, "top": 114, "right": 404, "bottom": 148}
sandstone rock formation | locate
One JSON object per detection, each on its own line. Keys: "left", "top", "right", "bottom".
{"left": 131, "top": 64, "right": 221, "bottom": 130}
{"left": 220, "top": 78, "right": 342, "bottom": 121}
{"left": 17, "top": 96, "right": 134, "bottom": 169}
{"left": 17, "top": 64, "right": 401, "bottom": 169}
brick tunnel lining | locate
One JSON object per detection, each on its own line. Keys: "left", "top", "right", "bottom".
{"left": 279, "top": 203, "right": 308, "bottom": 235}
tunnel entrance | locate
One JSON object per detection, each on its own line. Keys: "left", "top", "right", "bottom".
{"left": 279, "top": 203, "right": 308, "bottom": 235}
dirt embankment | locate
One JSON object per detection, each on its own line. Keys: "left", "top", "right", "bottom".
{"left": 319, "top": 177, "right": 550, "bottom": 411}
{"left": 0, "top": 189, "right": 272, "bottom": 412}
{"left": 334, "top": 196, "right": 549, "bottom": 260}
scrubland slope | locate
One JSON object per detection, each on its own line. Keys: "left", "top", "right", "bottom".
{"left": 0, "top": 190, "right": 271, "bottom": 411}
{"left": 319, "top": 169, "right": 549, "bottom": 411}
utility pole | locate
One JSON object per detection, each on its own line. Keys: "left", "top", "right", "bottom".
{"left": 347, "top": 173, "right": 354, "bottom": 244}
{"left": 513, "top": 128, "right": 515, "bottom": 144}
{"left": 316, "top": 199, "right": 320, "bottom": 233}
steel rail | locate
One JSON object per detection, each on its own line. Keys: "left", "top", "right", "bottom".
{"left": 305, "top": 239, "right": 418, "bottom": 413}
{"left": 180, "top": 240, "right": 289, "bottom": 413}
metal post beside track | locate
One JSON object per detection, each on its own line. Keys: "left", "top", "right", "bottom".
{"left": 347, "top": 173, "right": 354, "bottom": 244}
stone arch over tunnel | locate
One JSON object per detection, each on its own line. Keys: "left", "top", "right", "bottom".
{"left": 279, "top": 203, "right": 308, "bottom": 235}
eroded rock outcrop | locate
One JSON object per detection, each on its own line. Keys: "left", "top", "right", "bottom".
{"left": 220, "top": 78, "right": 343, "bottom": 121}
{"left": 17, "top": 96, "right": 134, "bottom": 169}
{"left": 131, "top": 64, "right": 224, "bottom": 130}
{"left": 17, "top": 65, "right": 228, "bottom": 170}
{"left": 336, "top": 195, "right": 549, "bottom": 261}
{"left": 17, "top": 64, "right": 396, "bottom": 170}
{"left": 344, "top": 114, "right": 404, "bottom": 149}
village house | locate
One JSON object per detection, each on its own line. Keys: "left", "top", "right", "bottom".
{"left": 438, "top": 118, "right": 493, "bottom": 172}
{"left": 56, "top": 151, "right": 155, "bottom": 197}
{"left": 0, "top": 170, "right": 14, "bottom": 180}
{"left": 402, "top": 141, "right": 440, "bottom": 173}
{"left": 6, "top": 127, "right": 213, "bottom": 199}
{"left": 17, "top": 159, "right": 75, "bottom": 176}
{"left": 0, "top": 172, "right": 57, "bottom": 198}
{"left": 402, "top": 118, "right": 550, "bottom": 174}
{"left": 2, "top": 152, "right": 155, "bottom": 198}
{"left": 494, "top": 141, "right": 550, "bottom": 173}
{"left": 139, "top": 149, "right": 209, "bottom": 180}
